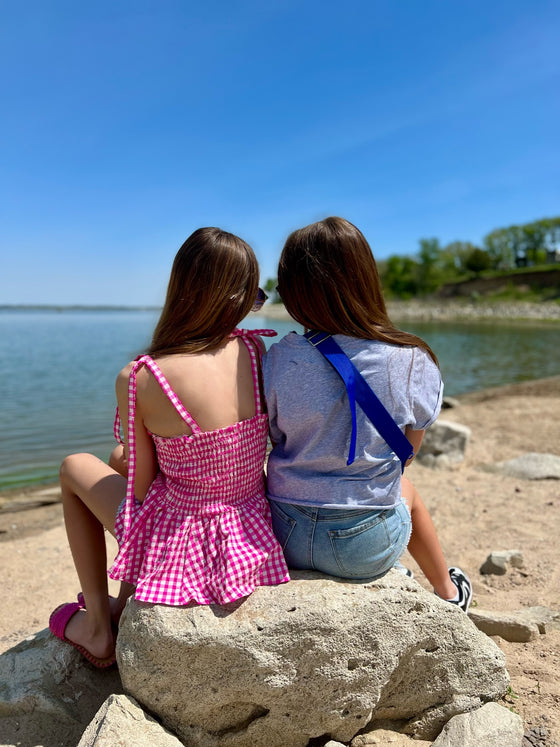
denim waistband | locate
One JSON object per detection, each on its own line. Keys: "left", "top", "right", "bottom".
{"left": 269, "top": 500, "right": 395, "bottom": 522}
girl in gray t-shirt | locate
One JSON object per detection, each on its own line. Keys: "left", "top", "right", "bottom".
{"left": 263, "top": 217, "right": 472, "bottom": 612}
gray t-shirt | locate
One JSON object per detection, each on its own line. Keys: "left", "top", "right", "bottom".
{"left": 263, "top": 332, "right": 443, "bottom": 510}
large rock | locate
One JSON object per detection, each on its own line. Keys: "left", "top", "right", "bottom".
{"left": 78, "top": 694, "right": 183, "bottom": 746}
{"left": 415, "top": 420, "right": 471, "bottom": 469}
{"left": 117, "top": 570, "right": 509, "bottom": 745}
{"left": 468, "top": 608, "right": 539, "bottom": 643}
{"left": 0, "top": 629, "right": 123, "bottom": 746}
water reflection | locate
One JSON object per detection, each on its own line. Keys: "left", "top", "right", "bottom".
{"left": 402, "top": 321, "right": 560, "bottom": 395}
{"left": 251, "top": 314, "right": 560, "bottom": 396}
{"left": 0, "top": 309, "right": 558, "bottom": 489}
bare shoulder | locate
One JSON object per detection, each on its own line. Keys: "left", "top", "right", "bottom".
{"left": 115, "top": 361, "right": 135, "bottom": 396}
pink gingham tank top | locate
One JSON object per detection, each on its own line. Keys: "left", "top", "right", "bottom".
{"left": 108, "top": 329, "right": 290, "bottom": 605}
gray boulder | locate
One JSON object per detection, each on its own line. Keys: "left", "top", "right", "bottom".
{"left": 468, "top": 609, "right": 539, "bottom": 643}
{"left": 0, "top": 629, "right": 123, "bottom": 746}
{"left": 117, "top": 570, "right": 509, "bottom": 745}
{"left": 516, "top": 605, "right": 560, "bottom": 633}
{"left": 483, "top": 453, "right": 560, "bottom": 480}
{"left": 78, "top": 694, "right": 183, "bottom": 746}
{"left": 469, "top": 605, "right": 560, "bottom": 642}
{"left": 431, "top": 702, "right": 523, "bottom": 746}
{"left": 415, "top": 420, "right": 471, "bottom": 469}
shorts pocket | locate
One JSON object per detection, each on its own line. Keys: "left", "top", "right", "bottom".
{"left": 269, "top": 501, "right": 297, "bottom": 551}
{"left": 328, "top": 510, "right": 404, "bottom": 579}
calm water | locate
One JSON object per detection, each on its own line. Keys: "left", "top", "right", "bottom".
{"left": 1, "top": 308, "right": 559, "bottom": 491}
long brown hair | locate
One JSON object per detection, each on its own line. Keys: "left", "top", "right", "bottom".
{"left": 277, "top": 217, "right": 438, "bottom": 365}
{"left": 148, "top": 227, "right": 259, "bottom": 356}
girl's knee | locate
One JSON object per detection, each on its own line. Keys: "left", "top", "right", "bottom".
{"left": 59, "top": 453, "right": 93, "bottom": 487}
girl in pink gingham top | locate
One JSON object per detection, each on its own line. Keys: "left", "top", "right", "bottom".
{"left": 109, "top": 331, "right": 289, "bottom": 605}
{"left": 49, "top": 228, "right": 289, "bottom": 668}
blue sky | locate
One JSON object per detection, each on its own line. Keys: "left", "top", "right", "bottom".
{"left": 1, "top": 0, "right": 559, "bottom": 305}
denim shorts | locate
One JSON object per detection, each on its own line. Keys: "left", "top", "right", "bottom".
{"left": 269, "top": 499, "right": 412, "bottom": 581}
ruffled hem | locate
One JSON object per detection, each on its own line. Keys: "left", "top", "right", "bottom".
{"left": 108, "top": 491, "right": 290, "bottom": 606}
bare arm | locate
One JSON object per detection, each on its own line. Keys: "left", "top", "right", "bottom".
{"left": 404, "top": 427, "right": 425, "bottom": 468}
{"left": 116, "top": 365, "right": 158, "bottom": 503}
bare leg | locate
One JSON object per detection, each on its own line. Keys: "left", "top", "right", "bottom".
{"left": 112, "top": 582, "right": 135, "bottom": 622}
{"left": 59, "top": 453, "right": 129, "bottom": 659}
{"left": 401, "top": 476, "right": 456, "bottom": 600}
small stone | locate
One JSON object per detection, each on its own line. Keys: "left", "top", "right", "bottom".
{"left": 351, "top": 729, "right": 431, "bottom": 745}
{"left": 480, "top": 550, "right": 524, "bottom": 575}
{"left": 432, "top": 702, "right": 523, "bottom": 746}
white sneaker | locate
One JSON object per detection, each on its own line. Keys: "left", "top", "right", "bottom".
{"left": 447, "top": 566, "right": 473, "bottom": 613}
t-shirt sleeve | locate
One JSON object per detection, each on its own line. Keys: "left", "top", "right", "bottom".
{"left": 409, "top": 347, "right": 443, "bottom": 430}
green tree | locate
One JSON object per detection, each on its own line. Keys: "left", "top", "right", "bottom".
{"left": 483, "top": 229, "right": 513, "bottom": 270}
{"left": 263, "top": 277, "right": 281, "bottom": 303}
{"left": 381, "top": 255, "right": 419, "bottom": 298}
{"left": 439, "top": 241, "right": 481, "bottom": 276}
{"left": 464, "top": 247, "right": 492, "bottom": 275}
{"left": 520, "top": 223, "right": 546, "bottom": 264}
{"left": 417, "top": 238, "right": 442, "bottom": 295}
{"left": 484, "top": 217, "right": 560, "bottom": 268}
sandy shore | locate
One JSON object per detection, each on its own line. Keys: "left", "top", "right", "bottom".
{"left": 1, "top": 375, "right": 559, "bottom": 741}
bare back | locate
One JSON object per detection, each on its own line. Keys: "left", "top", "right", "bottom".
{"left": 126, "top": 337, "right": 260, "bottom": 438}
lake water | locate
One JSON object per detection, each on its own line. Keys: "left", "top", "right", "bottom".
{"left": 1, "top": 308, "right": 559, "bottom": 491}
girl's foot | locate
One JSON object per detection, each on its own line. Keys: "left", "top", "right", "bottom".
{"left": 49, "top": 602, "right": 116, "bottom": 667}
{"left": 63, "top": 607, "right": 115, "bottom": 660}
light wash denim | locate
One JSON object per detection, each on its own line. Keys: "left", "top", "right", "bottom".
{"left": 269, "top": 499, "right": 412, "bottom": 581}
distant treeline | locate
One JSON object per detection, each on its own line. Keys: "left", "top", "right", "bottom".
{"left": 263, "top": 217, "right": 560, "bottom": 302}
{"left": 379, "top": 216, "right": 560, "bottom": 299}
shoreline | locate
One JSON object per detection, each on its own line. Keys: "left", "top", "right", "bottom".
{"left": 261, "top": 299, "right": 560, "bottom": 323}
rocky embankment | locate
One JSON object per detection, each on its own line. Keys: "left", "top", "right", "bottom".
{"left": 262, "top": 300, "right": 560, "bottom": 323}
{"left": 387, "top": 300, "right": 560, "bottom": 322}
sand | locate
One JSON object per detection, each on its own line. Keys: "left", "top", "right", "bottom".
{"left": 1, "top": 375, "right": 559, "bottom": 742}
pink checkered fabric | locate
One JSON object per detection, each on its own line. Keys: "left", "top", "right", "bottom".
{"left": 109, "top": 329, "right": 290, "bottom": 605}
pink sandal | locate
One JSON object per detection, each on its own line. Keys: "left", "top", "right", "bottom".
{"left": 49, "top": 602, "right": 116, "bottom": 668}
